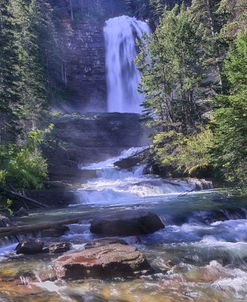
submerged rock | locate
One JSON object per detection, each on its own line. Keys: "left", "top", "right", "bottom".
{"left": 90, "top": 211, "right": 165, "bottom": 236}
{"left": 53, "top": 243, "right": 151, "bottom": 280}
{"left": 16, "top": 240, "right": 44, "bottom": 255}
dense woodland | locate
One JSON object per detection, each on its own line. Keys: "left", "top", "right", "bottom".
{"left": 0, "top": 0, "right": 247, "bottom": 211}
{"left": 132, "top": 0, "right": 247, "bottom": 189}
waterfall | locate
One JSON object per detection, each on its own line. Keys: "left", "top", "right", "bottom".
{"left": 104, "top": 16, "right": 150, "bottom": 113}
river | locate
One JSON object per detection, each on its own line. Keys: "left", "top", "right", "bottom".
{"left": 0, "top": 147, "right": 247, "bottom": 302}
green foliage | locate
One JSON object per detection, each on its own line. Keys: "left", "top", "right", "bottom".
{"left": 218, "top": 0, "right": 247, "bottom": 41}
{"left": 0, "top": 0, "right": 59, "bottom": 141}
{"left": 0, "top": 126, "right": 53, "bottom": 190}
{"left": 137, "top": 5, "right": 215, "bottom": 134}
{"left": 152, "top": 128, "right": 213, "bottom": 176}
{"left": 212, "top": 32, "right": 247, "bottom": 186}
{"left": 0, "top": 198, "right": 13, "bottom": 215}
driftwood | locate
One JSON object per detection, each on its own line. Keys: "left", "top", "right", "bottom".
{"left": 0, "top": 217, "right": 81, "bottom": 238}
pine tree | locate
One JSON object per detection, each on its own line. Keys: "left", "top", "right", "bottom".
{"left": 138, "top": 5, "right": 212, "bottom": 134}
{"left": 9, "top": 0, "right": 55, "bottom": 133}
{"left": 218, "top": 0, "right": 247, "bottom": 40}
{"left": 0, "top": 0, "right": 19, "bottom": 141}
{"left": 212, "top": 32, "right": 247, "bottom": 186}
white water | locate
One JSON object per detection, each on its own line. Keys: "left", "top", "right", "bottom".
{"left": 78, "top": 147, "right": 212, "bottom": 206}
{"left": 104, "top": 16, "right": 150, "bottom": 113}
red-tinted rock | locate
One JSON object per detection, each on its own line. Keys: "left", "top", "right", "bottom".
{"left": 53, "top": 243, "right": 151, "bottom": 280}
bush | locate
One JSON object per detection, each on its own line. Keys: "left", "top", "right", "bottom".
{"left": 0, "top": 126, "right": 52, "bottom": 190}
{"left": 152, "top": 128, "right": 213, "bottom": 176}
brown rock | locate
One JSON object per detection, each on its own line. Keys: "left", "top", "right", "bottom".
{"left": 53, "top": 243, "right": 151, "bottom": 280}
{"left": 15, "top": 240, "right": 44, "bottom": 255}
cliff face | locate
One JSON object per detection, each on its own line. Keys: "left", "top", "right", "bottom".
{"left": 49, "top": 0, "right": 127, "bottom": 112}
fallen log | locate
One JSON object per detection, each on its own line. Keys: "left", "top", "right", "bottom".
{"left": 0, "top": 217, "right": 82, "bottom": 238}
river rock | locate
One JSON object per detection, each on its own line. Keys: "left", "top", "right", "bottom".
{"left": 43, "top": 242, "right": 72, "bottom": 254}
{"left": 90, "top": 211, "right": 165, "bottom": 236}
{"left": 16, "top": 239, "right": 44, "bottom": 255}
{"left": 53, "top": 243, "right": 151, "bottom": 280}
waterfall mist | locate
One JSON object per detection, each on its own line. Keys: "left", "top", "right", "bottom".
{"left": 104, "top": 16, "right": 150, "bottom": 113}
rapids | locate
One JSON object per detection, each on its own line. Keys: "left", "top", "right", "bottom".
{"left": 0, "top": 148, "right": 247, "bottom": 302}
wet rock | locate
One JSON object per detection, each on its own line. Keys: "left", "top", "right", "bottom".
{"left": 84, "top": 238, "right": 128, "bottom": 249}
{"left": 90, "top": 211, "right": 164, "bottom": 236}
{"left": 53, "top": 243, "right": 151, "bottom": 280}
{"left": 16, "top": 240, "right": 44, "bottom": 255}
{"left": 114, "top": 148, "right": 149, "bottom": 169}
{"left": 41, "top": 225, "right": 69, "bottom": 238}
{"left": 14, "top": 207, "right": 29, "bottom": 218}
{"left": 187, "top": 178, "right": 213, "bottom": 191}
{"left": 43, "top": 242, "right": 72, "bottom": 254}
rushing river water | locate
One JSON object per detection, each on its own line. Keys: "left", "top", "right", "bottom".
{"left": 1, "top": 148, "right": 247, "bottom": 302}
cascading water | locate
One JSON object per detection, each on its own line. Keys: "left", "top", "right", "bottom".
{"left": 104, "top": 16, "right": 150, "bottom": 113}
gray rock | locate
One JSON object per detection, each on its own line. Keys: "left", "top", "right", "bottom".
{"left": 90, "top": 211, "right": 165, "bottom": 236}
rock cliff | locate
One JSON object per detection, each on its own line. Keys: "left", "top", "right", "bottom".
{"left": 49, "top": 0, "right": 128, "bottom": 112}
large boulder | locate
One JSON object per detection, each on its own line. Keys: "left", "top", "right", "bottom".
{"left": 90, "top": 211, "right": 164, "bottom": 236}
{"left": 53, "top": 242, "right": 151, "bottom": 280}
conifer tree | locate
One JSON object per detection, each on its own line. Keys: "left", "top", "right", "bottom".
{"left": 212, "top": 32, "right": 247, "bottom": 186}
{"left": 0, "top": 0, "right": 19, "bottom": 141}
{"left": 9, "top": 0, "right": 55, "bottom": 133}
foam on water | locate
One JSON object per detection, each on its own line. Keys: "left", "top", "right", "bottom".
{"left": 78, "top": 147, "right": 206, "bottom": 206}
